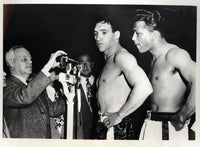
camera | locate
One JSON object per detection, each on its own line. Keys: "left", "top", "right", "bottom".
{"left": 56, "top": 54, "right": 68, "bottom": 69}
{"left": 56, "top": 54, "right": 81, "bottom": 85}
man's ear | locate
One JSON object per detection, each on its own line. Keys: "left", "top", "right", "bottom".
{"left": 7, "top": 58, "right": 15, "bottom": 67}
{"left": 151, "top": 30, "right": 160, "bottom": 41}
{"left": 114, "top": 31, "right": 120, "bottom": 40}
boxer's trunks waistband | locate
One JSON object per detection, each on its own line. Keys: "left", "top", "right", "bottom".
{"left": 146, "top": 110, "right": 176, "bottom": 122}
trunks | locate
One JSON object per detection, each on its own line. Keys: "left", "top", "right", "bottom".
{"left": 139, "top": 111, "right": 189, "bottom": 140}
{"left": 96, "top": 112, "right": 135, "bottom": 139}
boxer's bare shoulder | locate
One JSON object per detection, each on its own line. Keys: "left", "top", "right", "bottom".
{"left": 115, "top": 49, "right": 137, "bottom": 68}
{"left": 166, "top": 47, "right": 193, "bottom": 69}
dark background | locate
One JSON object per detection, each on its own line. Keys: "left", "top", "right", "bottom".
{"left": 3, "top": 4, "right": 196, "bottom": 76}
{"left": 3, "top": 4, "right": 197, "bottom": 139}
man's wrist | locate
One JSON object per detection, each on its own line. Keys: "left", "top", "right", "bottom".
{"left": 175, "top": 112, "right": 188, "bottom": 124}
{"left": 41, "top": 68, "right": 51, "bottom": 77}
{"left": 179, "top": 114, "right": 190, "bottom": 125}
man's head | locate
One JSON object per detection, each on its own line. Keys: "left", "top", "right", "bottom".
{"left": 78, "top": 53, "right": 94, "bottom": 77}
{"left": 132, "top": 9, "right": 165, "bottom": 53}
{"left": 5, "top": 45, "right": 32, "bottom": 79}
{"left": 94, "top": 18, "right": 120, "bottom": 52}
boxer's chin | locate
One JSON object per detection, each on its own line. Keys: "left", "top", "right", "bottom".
{"left": 138, "top": 47, "right": 148, "bottom": 53}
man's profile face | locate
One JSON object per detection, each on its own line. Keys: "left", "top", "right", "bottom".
{"left": 132, "top": 21, "right": 153, "bottom": 53}
{"left": 94, "top": 22, "right": 116, "bottom": 52}
{"left": 79, "top": 54, "right": 93, "bottom": 77}
{"left": 13, "top": 48, "right": 32, "bottom": 78}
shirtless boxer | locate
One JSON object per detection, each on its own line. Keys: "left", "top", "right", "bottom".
{"left": 131, "top": 9, "right": 196, "bottom": 140}
{"left": 94, "top": 18, "right": 153, "bottom": 139}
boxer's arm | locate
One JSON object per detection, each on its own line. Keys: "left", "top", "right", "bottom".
{"left": 167, "top": 48, "right": 196, "bottom": 131}
{"left": 116, "top": 52, "right": 153, "bottom": 117}
{"left": 103, "top": 51, "right": 152, "bottom": 127}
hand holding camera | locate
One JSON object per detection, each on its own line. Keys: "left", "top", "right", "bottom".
{"left": 42, "top": 50, "right": 67, "bottom": 77}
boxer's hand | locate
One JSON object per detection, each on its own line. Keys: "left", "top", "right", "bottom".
{"left": 170, "top": 114, "right": 185, "bottom": 131}
{"left": 103, "top": 112, "right": 123, "bottom": 128}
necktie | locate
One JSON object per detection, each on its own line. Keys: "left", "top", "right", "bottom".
{"left": 86, "top": 78, "right": 93, "bottom": 106}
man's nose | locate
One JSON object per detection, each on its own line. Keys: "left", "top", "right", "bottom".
{"left": 83, "top": 63, "right": 88, "bottom": 68}
{"left": 132, "top": 32, "right": 136, "bottom": 42}
{"left": 28, "top": 59, "right": 32, "bottom": 64}
{"left": 96, "top": 34, "right": 101, "bottom": 41}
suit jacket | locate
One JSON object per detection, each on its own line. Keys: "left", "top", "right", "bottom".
{"left": 74, "top": 83, "right": 98, "bottom": 139}
{"left": 3, "top": 72, "right": 66, "bottom": 138}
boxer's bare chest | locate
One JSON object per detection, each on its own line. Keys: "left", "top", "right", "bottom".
{"left": 149, "top": 56, "right": 178, "bottom": 84}
{"left": 149, "top": 56, "right": 186, "bottom": 112}
{"left": 98, "top": 59, "right": 122, "bottom": 86}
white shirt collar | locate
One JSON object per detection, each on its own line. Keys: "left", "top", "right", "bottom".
{"left": 12, "top": 74, "right": 28, "bottom": 85}
{"left": 80, "top": 75, "right": 94, "bottom": 85}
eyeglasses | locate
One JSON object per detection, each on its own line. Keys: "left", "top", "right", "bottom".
{"left": 20, "top": 57, "right": 32, "bottom": 63}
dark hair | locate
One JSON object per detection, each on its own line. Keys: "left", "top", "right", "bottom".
{"left": 77, "top": 50, "right": 94, "bottom": 62}
{"left": 134, "top": 9, "right": 166, "bottom": 37}
{"left": 95, "top": 16, "right": 120, "bottom": 32}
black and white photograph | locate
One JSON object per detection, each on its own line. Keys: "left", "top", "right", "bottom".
{"left": 1, "top": 0, "right": 199, "bottom": 147}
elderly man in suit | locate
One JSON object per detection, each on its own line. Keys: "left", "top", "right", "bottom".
{"left": 3, "top": 45, "right": 67, "bottom": 138}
